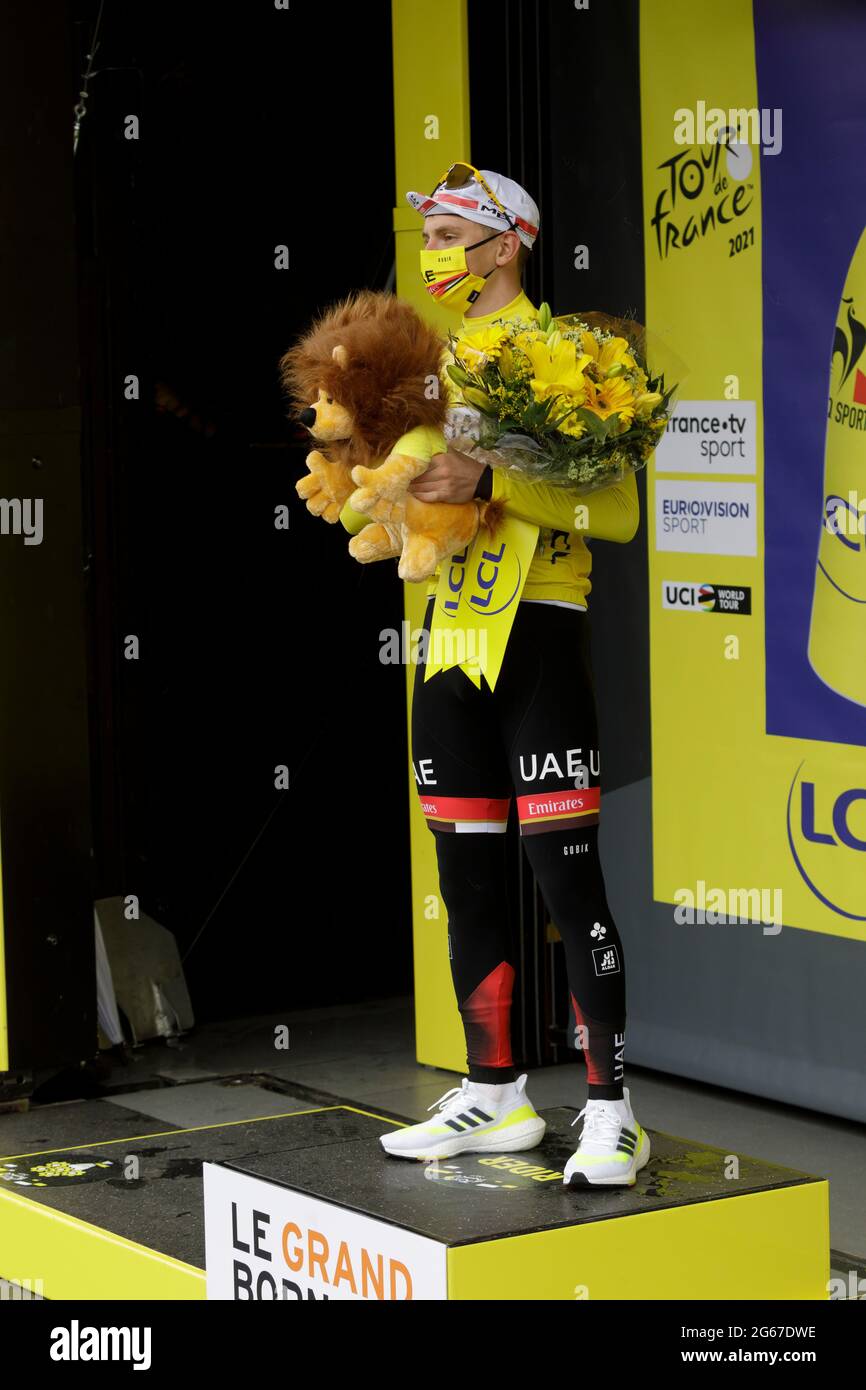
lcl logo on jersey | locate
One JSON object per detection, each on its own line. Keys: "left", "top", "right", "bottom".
{"left": 786, "top": 760, "right": 866, "bottom": 920}
{"left": 662, "top": 581, "right": 752, "bottom": 613}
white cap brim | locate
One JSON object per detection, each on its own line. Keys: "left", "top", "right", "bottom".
{"left": 405, "top": 188, "right": 536, "bottom": 248}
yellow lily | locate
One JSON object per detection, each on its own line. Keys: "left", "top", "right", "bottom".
{"left": 513, "top": 328, "right": 546, "bottom": 356}
{"left": 526, "top": 338, "right": 593, "bottom": 401}
{"left": 634, "top": 390, "right": 663, "bottom": 417}
{"left": 598, "top": 336, "right": 636, "bottom": 375}
{"left": 579, "top": 329, "right": 601, "bottom": 359}
{"left": 497, "top": 344, "right": 519, "bottom": 379}
{"left": 580, "top": 332, "right": 636, "bottom": 376}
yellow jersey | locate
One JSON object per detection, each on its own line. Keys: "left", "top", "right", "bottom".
{"left": 338, "top": 288, "right": 640, "bottom": 609}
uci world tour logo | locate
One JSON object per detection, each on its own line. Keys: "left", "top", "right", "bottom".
{"left": 787, "top": 760, "right": 866, "bottom": 920}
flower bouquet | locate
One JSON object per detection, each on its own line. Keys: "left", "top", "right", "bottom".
{"left": 443, "top": 303, "right": 681, "bottom": 493}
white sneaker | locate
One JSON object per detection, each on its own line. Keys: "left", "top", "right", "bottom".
{"left": 379, "top": 1073, "right": 546, "bottom": 1161}
{"left": 563, "top": 1086, "right": 651, "bottom": 1188}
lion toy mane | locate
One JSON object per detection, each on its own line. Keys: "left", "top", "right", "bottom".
{"left": 278, "top": 290, "right": 504, "bottom": 582}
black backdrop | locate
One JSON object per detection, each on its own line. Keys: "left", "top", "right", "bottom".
{"left": 67, "top": 0, "right": 646, "bottom": 1036}
{"left": 74, "top": 0, "right": 405, "bottom": 1018}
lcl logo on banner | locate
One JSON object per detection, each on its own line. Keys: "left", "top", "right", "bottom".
{"left": 787, "top": 760, "right": 866, "bottom": 921}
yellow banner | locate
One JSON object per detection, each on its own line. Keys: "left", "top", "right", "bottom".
{"left": 641, "top": 0, "right": 866, "bottom": 941}
{"left": 642, "top": 0, "right": 767, "bottom": 915}
{"left": 424, "top": 514, "right": 539, "bottom": 689}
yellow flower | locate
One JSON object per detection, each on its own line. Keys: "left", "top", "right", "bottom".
{"left": 526, "top": 339, "right": 593, "bottom": 401}
{"left": 580, "top": 332, "right": 636, "bottom": 375}
{"left": 579, "top": 330, "right": 601, "bottom": 359}
{"left": 497, "top": 344, "right": 520, "bottom": 379}
{"left": 554, "top": 410, "right": 588, "bottom": 439}
{"left": 462, "top": 386, "right": 497, "bottom": 413}
{"left": 634, "top": 390, "right": 663, "bottom": 417}
{"left": 593, "top": 375, "right": 637, "bottom": 423}
{"left": 454, "top": 325, "right": 510, "bottom": 370}
{"left": 598, "top": 336, "right": 636, "bottom": 376}
{"left": 581, "top": 377, "right": 600, "bottom": 409}
{"left": 513, "top": 328, "right": 546, "bottom": 355}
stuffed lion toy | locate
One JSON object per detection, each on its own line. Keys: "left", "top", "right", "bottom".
{"left": 278, "top": 290, "right": 504, "bottom": 582}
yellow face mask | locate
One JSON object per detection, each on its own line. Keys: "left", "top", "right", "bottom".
{"left": 419, "top": 228, "right": 504, "bottom": 313}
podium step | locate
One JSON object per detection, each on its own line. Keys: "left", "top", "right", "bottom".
{"left": 0, "top": 1090, "right": 829, "bottom": 1300}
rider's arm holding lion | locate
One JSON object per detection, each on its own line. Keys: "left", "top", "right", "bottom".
{"left": 345, "top": 423, "right": 447, "bottom": 515}
{"left": 339, "top": 498, "right": 370, "bottom": 536}
{"left": 340, "top": 419, "right": 449, "bottom": 533}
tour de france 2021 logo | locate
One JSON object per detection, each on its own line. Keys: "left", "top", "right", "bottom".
{"left": 649, "top": 117, "right": 756, "bottom": 261}
{"left": 786, "top": 760, "right": 866, "bottom": 921}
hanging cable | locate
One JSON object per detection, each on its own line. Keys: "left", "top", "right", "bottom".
{"left": 73, "top": 0, "right": 106, "bottom": 155}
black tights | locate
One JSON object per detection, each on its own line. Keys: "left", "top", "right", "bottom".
{"left": 412, "top": 598, "right": 626, "bottom": 1099}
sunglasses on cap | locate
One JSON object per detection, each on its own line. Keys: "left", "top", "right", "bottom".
{"left": 429, "top": 161, "right": 519, "bottom": 234}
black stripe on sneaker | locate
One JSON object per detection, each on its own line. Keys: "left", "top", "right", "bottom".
{"left": 468, "top": 1107, "right": 494, "bottom": 1122}
{"left": 457, "top": 1112, "right": 480, "bottom": 1127}
{"left": 445, "top": 1119, "right": 466, "bottom": 1132}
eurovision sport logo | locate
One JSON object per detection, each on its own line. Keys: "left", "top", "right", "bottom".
{"left": 654, "top": 480, "right": 757, "bottom": 555}
{"left": 662, "top": 581, "right": 752, "bottom": 614}
{"left": 786, "top": 759, "right": 866, "bottom": 921}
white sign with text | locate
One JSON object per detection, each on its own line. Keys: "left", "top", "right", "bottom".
{"left": 203, "top": 1163, "right": 448, "bottom": 1301}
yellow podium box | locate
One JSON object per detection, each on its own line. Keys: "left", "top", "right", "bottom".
{"left": 0, "top": 1094, "right": 828, "bottom": 1300}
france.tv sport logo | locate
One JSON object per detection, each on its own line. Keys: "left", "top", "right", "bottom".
{"left": 662, "top": 582, "right": 752, "bottom": 614}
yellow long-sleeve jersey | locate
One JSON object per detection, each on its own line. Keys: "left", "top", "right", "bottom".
{"left": 339, "top": 289, "right": 640, "bottom": 610}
